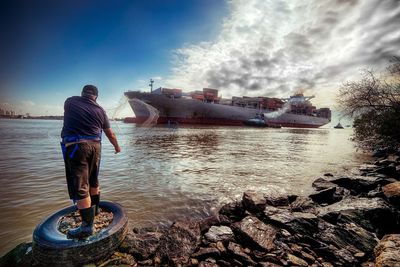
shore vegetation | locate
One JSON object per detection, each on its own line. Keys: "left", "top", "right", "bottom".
{"left": 338, "top": 57, "right": 400, "bottom": 151}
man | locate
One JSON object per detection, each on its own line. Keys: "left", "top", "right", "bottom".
{"left": 61, "top": 85, "right": 121, "bottom": 239}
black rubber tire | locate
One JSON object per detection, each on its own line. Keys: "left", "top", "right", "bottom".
{"left": 32, "top": 201, "right": 128, "bottom": 267}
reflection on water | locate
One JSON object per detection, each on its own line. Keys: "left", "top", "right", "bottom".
{"left": 0, "top": 120, "right": 370, "bottom": 255}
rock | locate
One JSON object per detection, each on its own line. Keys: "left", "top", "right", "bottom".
{"left": 321, "top": 262, "right": 334, "bottom": 267}
{"left": 199, "top": 260, "right": 219, "bottom": 267}
{"left": 0, "top": 242, "right": 32, "bottom": 267}
{"left": 309, "top": 186, "right": 346, "bottom": 205}
{"left": 382, "top": 181, "right": 400, "bottom": 205}
{"left": 232, "top": 216, "right": 278, "bottom": 251}
{"left": 242, "top": 191, "right": 289, "bottom": 213}
{"left": 311, "top": 220, "right": 379, "bottom": 265}
{"left": 155, "top": 220, "right": 201, "bottom": 263}
{"left": 290, "top": 196, "right": 317, "bottom": 213}
{"left": 367, "top": 188, "right": 385, "bottom": 198}
{"left": 137, "top": 259, "right": 153, "bottom": 265}
{"left": 216, "top": 259, "right": 231, "bottom": 266}
{"left": 360, "top": 164, "right": 379, "bottom": 172}
{"left": 259, "top": 262, "right": 283, "bottom": 267}
{"left": 192, "top": 247, "right": 221, "bottom": 260}
{"left": 318, "top": 197, "right": 399, "bottom": 237}
{"left": 333, "top": 248, "right": 358, "bottom": 265}
{"left": 264, "top": 206, "right": 319, "bottom": 237}
{"left": 218, "top": 201, "right": 246, "bottom": 224}
{"left": 373, "top": 148, "right": 388, "bottom": 158}
{"left": 374, "top": 159, "right": 396, "bottom": 166}
{"left": 312, "top": 178, "right": 337, "bottom": 191}
{"left": 300, "top": 250, "right": 316, "bottom": 263}
{"left": 243, "top": 191, "right": 268, "bottom": 212}
{"left": 103, "top": 251, "right": 137, "bottom": 266}
{"left": 216, "top": 241, "right": 226, "bottom": 252}
{"left": 288, "top": 243, "right": 316, "bottom": 263}
{"left": 119, "top": 230, "right": 162, "bottom": 260}
{"left": 199, "top": 215, "right": 221, "bottom": 233}
{"left": 318, "top": 221, "right": 378, "bottom": 254}
{"left": 286, "top": 253, "right": 308, "bottom": 266}
{"left": 205, "top": 226, "right": 235, "bottom": 243}
{"left": 189, "top": 258, "right": 199, "bottom": 265}
{"left": 361, "top": 262, "right": 375, "bottom": 267}
{"left": 375, "top": 165, "right": 398, "bottom": 177}
{"left": 329, "top": 176, "right": 392, "bottom": 195}
{"left": 374, "top": 234, "right": 400, "bottom": 267}
{"left": 354, "top": 252, "right": 365, "bottom": 258}
{"left": 265, "top": 194, "right": 290, "bottom": 207}
{"left": 227, "top": 242, "right": 257, "bottom": 266}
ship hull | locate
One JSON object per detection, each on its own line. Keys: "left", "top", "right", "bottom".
{"left": 125, "top": 92, "right": 330, "bottom": 128}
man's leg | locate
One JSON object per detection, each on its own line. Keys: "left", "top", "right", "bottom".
{"left": 90, "top": 187, "right": 100, "bottom": 215}
{"left": 89, "top": 142, "right": 102, "bottom": 215}
{"left": 76, "top": 196, "right": 91, "bottom": 209}
{"left": 67, "top": 143, "right": 95, "bottom": 239}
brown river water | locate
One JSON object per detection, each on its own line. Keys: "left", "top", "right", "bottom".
{"left": 0, "top": 119, "right": 370, "bottom": 255}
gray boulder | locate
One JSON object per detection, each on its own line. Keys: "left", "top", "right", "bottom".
{"left": 119, "top": 230, "right": 162, "bottom": 260}
{"left": 242, "top": 191, "right": 268, "bottom": 212}
{"left": 330, "top": 176, "right": 393, "bottom": 195}
{"left": 232, "top": 216, "right": 278, "bottom": 251}
{"left": 313, "top": 221, "right": 378, "bottom": 266}
{"left": 155, "top": 221, "right": 201, "bottom": 263}
{"left": 264, "top": 206, "right": 319, "bottom": 237}
{"left": 309, "top": 186, "right": 348, "bottom": 205}
{"left": 318, "top": 197, "right": 399, "bottom": 237}
{"left": 312, "top": 178, "right": 337, "bottom": 191}
{"left": 204, "top": 226, "right": 235, "bottom": 243}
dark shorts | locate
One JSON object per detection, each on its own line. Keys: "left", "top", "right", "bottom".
{"left": 63, "top": 142, "right": 101, "bottom": 200}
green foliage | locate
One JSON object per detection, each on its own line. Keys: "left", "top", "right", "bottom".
{"left": 339, "top": 58, "right": 400, "bottom": 151}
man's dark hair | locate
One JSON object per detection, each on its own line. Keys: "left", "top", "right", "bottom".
{"left": 82, "top": 85, "right": 98, "bottom": 98}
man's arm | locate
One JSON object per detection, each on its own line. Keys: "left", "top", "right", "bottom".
{"left": 104, "top": 128, "right": 121, "bottom": 154}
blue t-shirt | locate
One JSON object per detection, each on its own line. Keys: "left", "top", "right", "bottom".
{"left": 61, "top": 96, "right": 110, "bottom": 138}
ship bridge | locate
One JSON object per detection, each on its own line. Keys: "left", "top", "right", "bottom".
{"left": 281, "top": 94, "right": 315, "bottom": 103}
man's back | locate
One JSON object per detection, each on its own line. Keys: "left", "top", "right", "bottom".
{"left": 61, "top": 96, "right": 110, "bottom": 138}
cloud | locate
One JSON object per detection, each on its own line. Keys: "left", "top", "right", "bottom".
{"left": 165, "top": 0, "right": 400, "bottom": 103}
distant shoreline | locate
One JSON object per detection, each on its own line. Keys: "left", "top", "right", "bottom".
{"left": 0, "top": 115, "right": 64, "bottom": 120}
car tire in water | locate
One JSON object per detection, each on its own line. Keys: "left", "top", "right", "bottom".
{"left": 32, "top": 201, "right": 128, "bottom": 267}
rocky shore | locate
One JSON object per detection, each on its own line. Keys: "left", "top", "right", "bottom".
{"left": 2, "top": 150, "right": 400, "bottom": 267}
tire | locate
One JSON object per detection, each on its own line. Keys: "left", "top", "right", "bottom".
{"left": 32, "top": 201, "right": 128, "bottom": 267}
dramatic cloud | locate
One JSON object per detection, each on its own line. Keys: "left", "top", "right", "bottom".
{"left": 166, "top": 0, "right": 400, "bottom": 105}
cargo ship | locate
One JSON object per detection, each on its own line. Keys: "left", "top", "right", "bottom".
{"left": 124, "top": 85, "right": 331, "bottom": 128}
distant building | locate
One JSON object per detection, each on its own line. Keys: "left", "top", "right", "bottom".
{"left": 0, "top": 109, "right": 5, "bottom": 115}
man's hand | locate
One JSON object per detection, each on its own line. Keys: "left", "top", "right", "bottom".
{"left": 104, "top": 128, "right": 121, "bottom": 155}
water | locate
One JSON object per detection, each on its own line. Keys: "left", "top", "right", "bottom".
{"left": 0, "top": 119, "right": 369, "bottom": 256}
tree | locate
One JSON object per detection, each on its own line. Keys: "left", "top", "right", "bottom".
{"left": 338, "top": 57, "right": 400, "bottom": 151}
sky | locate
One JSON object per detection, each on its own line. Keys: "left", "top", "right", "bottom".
{"left": 0, "top": 0, "right": 399, "bottom": 117}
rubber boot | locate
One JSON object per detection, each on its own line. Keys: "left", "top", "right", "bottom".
{"left": 91, "top": 193, "right": 100, "bottom": 215}
{"left": 67, "top": 206, "right": 95, "bottom": 239}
